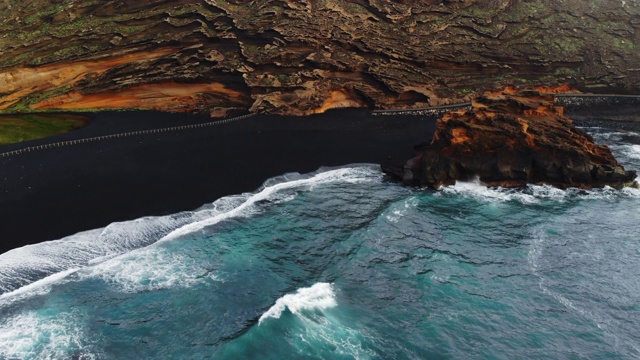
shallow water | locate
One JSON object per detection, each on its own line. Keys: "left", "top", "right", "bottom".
{"left": 1, "top": 120, "right": 639, "bottom": 359}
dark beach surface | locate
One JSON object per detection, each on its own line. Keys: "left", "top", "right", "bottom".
{"left": 2, "top": 97, "right": 639, "bottom": 255}
{"left": 0, "top": 109, "right": 436, "bottom": 254}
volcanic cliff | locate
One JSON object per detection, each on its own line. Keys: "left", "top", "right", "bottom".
{"left": 382, "top": 88, "right": 638, "bottom": 189}
{"left": 0, "top": 0, "right": 639, "bottom": 116}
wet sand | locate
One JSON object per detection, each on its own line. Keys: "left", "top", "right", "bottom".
{"left": 0, "top": 109, "right": 436, "bottom": 254}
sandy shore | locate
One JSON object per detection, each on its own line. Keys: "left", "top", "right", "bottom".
{"left": 0, "top": 109, "right": 436, "bottom": 254}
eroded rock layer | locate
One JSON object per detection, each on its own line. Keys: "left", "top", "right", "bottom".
{"left": 383, "top": 88, "right": 638, "bottom": 189}
{"left": 0, "top": 0, "right": 639, "bottom": 116}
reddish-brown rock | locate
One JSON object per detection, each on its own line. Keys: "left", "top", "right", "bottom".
{"left": 383, "top": 88, "right": 638, "bottom": 189}
{"left": 0, "top": 1, "right": 639, "bottom": 116}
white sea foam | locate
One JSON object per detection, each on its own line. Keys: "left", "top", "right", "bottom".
{"left": 0, "top": 165, "right": 377, "bottom": 298}
{"left": 161, "top": 166, "right": 378, "bottom": 242}
{"left": 385, "top": 197, "right": 418, "bottom": 223}
{"left": 589, "top": 130, "right": 640, "bottom": 141}
{"left": 619, "top": 144, "right": 640, "bottom": 160}
{"left": 527, "top": 228, "right": 584, "bottom": 314}
{"left": 231, "top": 282, "right": 373, "bottom": 359}
{"left": 437, "top": 178, "right": 545, "bottom": 204}
{"left": 0, "top": 229, "right": 101, "bottom": 294}
{"left": 294, "top": 315, "right": 375, "bottom": 360}
{"left": 81, "top": 247, "right": 219, "bottom": 293}
{"left": 437, "top": 177, "right": 640, "bottom": 204}
{"left": 526, "top": 227, "right": 622, "bottom": 347}
{"left": 0, "top": 310, "right": 97, "bottom": 360}
{"left": 0, "top": 187, "right": 256, "bottom": 295}
{"left": 0, "top": 210, "right": 212, "bottom": 295}
{"left": 259, "top": 283, "right": 337, "bottom": 324}
{"left": 439, "top": 178, "right": 536, "bottom": 204}
{"left": 0, "top": 268, "right": 78, "bottom": 306}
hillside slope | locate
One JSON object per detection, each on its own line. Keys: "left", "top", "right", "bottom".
{"left": 0, "top": 0, "right": 638, "bottom": 116}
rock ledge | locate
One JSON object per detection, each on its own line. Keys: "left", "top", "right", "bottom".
{"left": 383, "top": 88, "right": 638, "bottom": 189}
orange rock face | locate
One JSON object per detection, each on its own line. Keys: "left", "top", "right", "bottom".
{"left": 0, "top": 48, "right": 178, "bottom": 110}
{"left": 31, "top": 82, "right": 248, "bottom": 115}
{"left": 383, "top": 89, "right": 638, "bottom": 189}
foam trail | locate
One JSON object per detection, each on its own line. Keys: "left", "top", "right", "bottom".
{"left": 0, "top": 310, "right": 95, "bottom": 360}
{"left": 526, "top": 226, "right": 630, "bottom": 352}
{"left": 0, "top": 210, "right": 211, "bottom": 294}
{"left": 0, "top": 165, "right": 378, "bottom": 297}
{"left": 161, "top": 166, "right": 376, "bottom": 242}
{"left": 385, "top": 197, "right": 418, "bottom": 223}
{"left": 620, "top": 144, "right": 640, "bottom": 160}
{"left": 81, "top": 247, "right": 220, "bottom": 293}
{"left": 437, "top": 177, "right": 640, "bottom": 204}
{"left": 0, "top": 268, "right": 78, "bottom": 305}
{"left": 439, "top": 178, "right": 535, "bottom": 204}
{"left": 259, "top": 283, "right": 337, "bottom": 324}
{"left": 437, "top": 178, "right": 546, "bottom": 204}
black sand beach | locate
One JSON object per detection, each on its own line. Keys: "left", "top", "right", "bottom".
{"left": 0, "top": 109, "right": 436, "bottom": 254}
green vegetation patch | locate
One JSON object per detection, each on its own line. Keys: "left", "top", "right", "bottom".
{"left": 0, "top": 114, "right": 89, "bottom": 145}
{"left": 4, "top": 85, "right": 74, "bottom": 113}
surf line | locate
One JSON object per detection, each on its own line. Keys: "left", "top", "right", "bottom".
{"left": 0, "top": 113, "right": 256, "bottom": 159}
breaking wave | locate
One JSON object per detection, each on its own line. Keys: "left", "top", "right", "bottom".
{"left": 160, "top": 165, "right": 380, "bottom": 242}
{"left": 436, "top": 177, "right": 640, "bottom": 204}
{"left": 0, "top": 165, "right": 380, "bottom": 298}
{"left": 0, "top": 310, "right": 98, "bottom": 360}
{"left": 259, "top": 282, "right": 337, "bottom": 324}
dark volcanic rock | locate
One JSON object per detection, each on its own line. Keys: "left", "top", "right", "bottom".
{"left": 383, "top": 88, "right": 638, "bottom": 189}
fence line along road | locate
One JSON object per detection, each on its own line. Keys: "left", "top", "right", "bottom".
{"left": 0, "top": 113, "right": 256, "bottom": 159}
{"left": 372, "top": 93, "right": 640, "bottom": 116}
{"left": 372, "top": 102, "right": 472, "bottom": 116}
{"left": 3, "top": 94, "right": 639, "bottom": 158}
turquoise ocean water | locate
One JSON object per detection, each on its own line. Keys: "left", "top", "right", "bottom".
{"left": 1, "top": 119, "right": 640, "bottom": 359}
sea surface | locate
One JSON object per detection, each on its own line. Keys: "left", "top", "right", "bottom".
{"left": 1, "top": 118, "right": 640, "bottom": 359}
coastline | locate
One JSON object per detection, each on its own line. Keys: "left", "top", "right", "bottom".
{"left": 0, "top": 109, "right": 436, "bottom": 254}
{"left": 2, "top": 100, "right": 639, "bottom": 255}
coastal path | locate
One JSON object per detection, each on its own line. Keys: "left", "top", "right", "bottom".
{"left": 0, "top": 113, "right": 256, "bottom": 158}
{"left": 371, "top": 93, "right": 640, "bottom": 116}
{"left": 2, "top": 93, "right": 639, "bottom": 158}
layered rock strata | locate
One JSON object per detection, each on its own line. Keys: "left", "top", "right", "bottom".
{"left": 0, "top": 1, "right": 639, "bottom": 116}
{"left": 382, "top": 88, "right": 638, "bottom": 189}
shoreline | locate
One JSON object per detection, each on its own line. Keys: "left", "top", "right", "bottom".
{"left": 2, "top": 102, "right": 639, "bottom": 255}
{"left": 0, "top": 109, "right": 436, "bottom": 254}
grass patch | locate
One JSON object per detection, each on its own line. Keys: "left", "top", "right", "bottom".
{"left": 0, "top": 114, "right": 89, "bottom": 145}
{"left": 6, "top": 85, "right": 74, "bottom": 112}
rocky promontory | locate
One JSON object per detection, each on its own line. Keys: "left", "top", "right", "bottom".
{"left": 0, "top": 1, "right": 639, "bottom": 116}
{"left": 382, "top": 88, "right": 638, "bottom": 189}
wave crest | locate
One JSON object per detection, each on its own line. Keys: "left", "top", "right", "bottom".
{"left": 259, "top": 283, "right": 337, "bottom": 324}
{"left": 437, "top": 177, "right": 640, "bottom": 204}
{"left": 82, "top": 248, "right": 219, "bottom": 293}
{"left": 0, "top": 310, "right": 97, "bottom": 360}
{"left": 0, "top": 165, "right": 379, "bottom": 298}
{"left": 161, "top": 165, "right": 380, "bottom": 242}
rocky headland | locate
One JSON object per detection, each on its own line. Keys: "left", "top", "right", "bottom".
{"left": 382, "top": 88, "right": 638, "bottom": 189}
{"left": 0, "top": 0, "right": 639, "bottom": 116}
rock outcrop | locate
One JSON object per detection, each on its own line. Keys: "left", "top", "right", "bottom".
{"left": 0, "top": 1, "right": 639, "bottom": 116}
{"left": 382, "top": 88, "right": 638, "bottom": 189}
